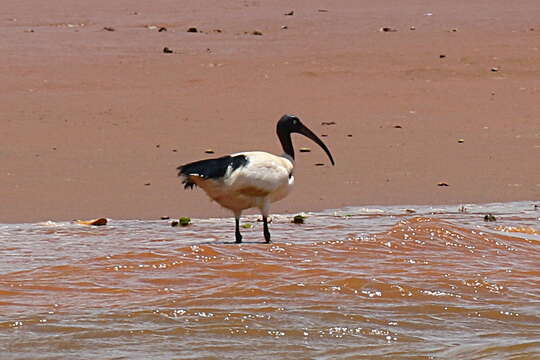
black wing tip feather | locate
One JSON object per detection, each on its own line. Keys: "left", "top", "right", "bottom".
{"left": 176, "top": 154, "right": 249, "bottom": 190}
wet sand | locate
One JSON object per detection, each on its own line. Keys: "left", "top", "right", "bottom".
{"left": 1, "top": 0, "right": 539, "bottom": 223}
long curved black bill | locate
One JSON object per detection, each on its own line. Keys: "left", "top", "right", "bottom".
{"left": 297, "top": 124, "right": 335, "bottom": 166}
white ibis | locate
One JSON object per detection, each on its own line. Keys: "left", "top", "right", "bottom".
{"left": 177, "top": 114, "right": 335, "bottom": 243}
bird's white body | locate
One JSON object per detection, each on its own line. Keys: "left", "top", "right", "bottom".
{"left": 187, "top": 151, "right": 294, "bottom": 216}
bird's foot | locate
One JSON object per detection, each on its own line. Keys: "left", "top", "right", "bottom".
{"left": 235, "top": 234, "right": 243, "bottom": 244}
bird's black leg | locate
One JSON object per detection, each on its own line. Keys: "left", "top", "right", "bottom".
{"left": 263, "top": 216, "right": 271, "bottom": 243}
{"left": 235, "top": 216, "right": 242, "bottom": 244}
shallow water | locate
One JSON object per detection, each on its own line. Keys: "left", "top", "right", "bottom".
{"left": 1, "top": 202, "right": 539, "bottom": 359}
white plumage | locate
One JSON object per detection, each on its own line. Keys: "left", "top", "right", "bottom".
{"left": 178, "top": 115, "right": 334, "bottom": 243}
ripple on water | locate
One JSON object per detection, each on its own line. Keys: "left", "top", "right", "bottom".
{"left": 0, "top": 201, "right": 539, "bottom": 359}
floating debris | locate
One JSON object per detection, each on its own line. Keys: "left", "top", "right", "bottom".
{"left": 292, "top": 214, "right": 306, "bottom": 224}
{"left": 405, "top": 209, "right": 416, "bottom": 214}
{"left": 491, "top": 67, "right": 500, "bottom": 72}
{"left": 179, "top": 217, "right": 191, "bottom": 226}
{"left": 437, "top": 182, "right": 449, "bottom": 187}
{"left": 147, "top": 25, "right": 158, "bottom": 30}
{"left": 318, "top": 9, "right": 329, "bottom": 12}
{"left": 321, "top": 121, "right": 336, "bottom": 126}
{"left": 346, "top": 134, "right": 353, "bottom": 137}
{"left": 299, "top": 147, "right": 311, "bottom": 152}
{"left": 252, "top": 30, "right": 263, "bottom": 36}
{"left": 163, "top": 47, "right": 173, "bottom": 54}
{"left": 144, "top": 182, "right": 151, "bottom": 186}
{"left": 103, "top": 27, "right": 116, "bottom": 32}
{"left": 158, "top": 27, "right": 167, "bottom": 32}
{"left": 439, "top": 54, "right": 446, "bottom": 59}
{"left": 314, "top": 163, "right": 325, "bottom": 166}
{"left": 284, "top": 10, "right": 294, "bottom": 16}
{"left": 213, "top": 29, "right": 223, "bottom": 33}
{"left": 458, "top": 138, "right": 465, "bottom": 143}
{"left": 161, "top": 216, "right": 170, "bottom": 220}
{"left": 204, "top": 149, "right": 215, "bottom": 154}
{"left": 393, "top": 125, "right": 402, "bottom": 129}
{"left": 75, "top": 218, "right": 108, "bottom": 226}
{"left": 171, "top": 220, "right": 179, "bottom": 227}
{"left": 187, "top": 27, "right": 198, "bottom": 33}
{"left": 484, "top": 214, "right": 497, "bottom": 222}
{"left": 410, "top": 26, "right": 416, "bottom": 31}
{"left": 281, "top": 25, "right": 288, "bottom": 30}
{"left": 380, "top": 27, "right": 398, "bottom": 32}
{"left": 242, "top": 223, "right": 253, "bottom": 229}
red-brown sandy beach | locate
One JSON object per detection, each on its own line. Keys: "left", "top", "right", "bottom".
{"left": 1, "top": 0, "right": 539, "bottom": 223}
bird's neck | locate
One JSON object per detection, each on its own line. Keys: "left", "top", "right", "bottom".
{"left": 278, "top": 132, "right": 294, "bottom": 160}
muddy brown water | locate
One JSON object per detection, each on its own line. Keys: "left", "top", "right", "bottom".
{"left": 1, "top": 202, "right": 539, "bottom": 359}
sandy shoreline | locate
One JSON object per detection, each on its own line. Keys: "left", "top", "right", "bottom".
{"left": 1, "top": 1, "right": 539, "bottom": 223}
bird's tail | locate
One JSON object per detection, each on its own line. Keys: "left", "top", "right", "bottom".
{"left": 177, "top": 155, "right": 248, "bottom": 190}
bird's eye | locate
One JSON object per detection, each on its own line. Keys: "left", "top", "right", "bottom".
{"left": 292, "top": 119, "right": 298, "bottom": 125}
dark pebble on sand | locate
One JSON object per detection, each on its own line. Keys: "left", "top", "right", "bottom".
{"left": 163, "top": 47, "right": 173, "bottom": 54}
{"left": 187, "top": 27, "right": 198, "bottom": 33}
{"left": 440, "top": 54, "right": 446, "bottom": 58}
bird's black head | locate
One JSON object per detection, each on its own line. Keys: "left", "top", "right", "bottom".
{"left": 276, "top": 114, "right": 335, "bottom": 165}
{"left": 277, "top": 114, "right": 302, "bottom": 133}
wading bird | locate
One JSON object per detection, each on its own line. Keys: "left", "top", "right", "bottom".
{"left": 177, "top": 114, "right": 335, "bottom": 243}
